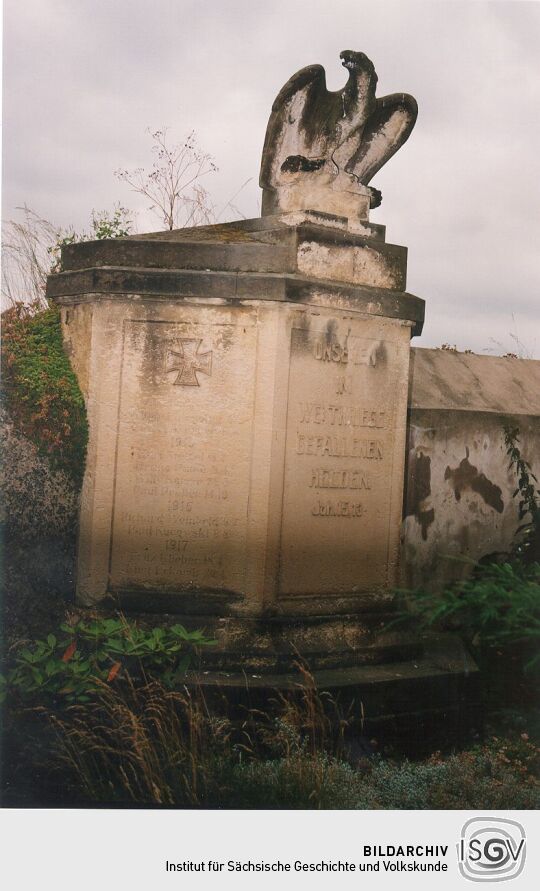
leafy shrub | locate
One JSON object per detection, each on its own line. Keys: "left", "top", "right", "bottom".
{"left": 394, "top": 426, "right": 540, "bottom": 671}
{"left": 397, "top": 561, "right": 540, "bottom": 670}
{"left": 1, "top": 204, "right": 133, "bottom": 482}
{"left": 1, "top": 616, "right": 216, "bottom": 703}
{"left": 1, "top": 302, "right": 88, "bottom": 483}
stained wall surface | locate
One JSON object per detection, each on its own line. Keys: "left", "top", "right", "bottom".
{"left": 403, "top": 348, "right": 540, "bottom": 589}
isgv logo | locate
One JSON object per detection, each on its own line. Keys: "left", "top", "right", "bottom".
{"left": 458, "top": 818, "right": 526, "bottom": 882}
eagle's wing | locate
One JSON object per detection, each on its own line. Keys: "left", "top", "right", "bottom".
{"left": 260, "top": 65, "right": 327, "bottom": 189}
{"left": 345, "top": 93, "right": 418, "bottom": 184}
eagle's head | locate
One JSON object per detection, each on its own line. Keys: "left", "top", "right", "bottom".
{"left": 340, "top": 50, "right": 378, "bottom": 83}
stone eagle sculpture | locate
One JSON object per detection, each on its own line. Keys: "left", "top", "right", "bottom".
{"left": 260, "top": 50, "right": 417, "bottom": 220}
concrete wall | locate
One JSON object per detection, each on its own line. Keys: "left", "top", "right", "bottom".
{"left": 402, "top": 348, "right": 540, "bottom": 590}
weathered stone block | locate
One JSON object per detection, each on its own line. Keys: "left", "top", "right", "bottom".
{"left": 57, "top": 293, "right": 414, "bottom": 616}
{"left": 47, "top": 215, "right": 423, "bottom": 625}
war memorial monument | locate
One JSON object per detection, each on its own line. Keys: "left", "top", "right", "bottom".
{"left": 47, "top": 51, "right": 479, "bottom": 731}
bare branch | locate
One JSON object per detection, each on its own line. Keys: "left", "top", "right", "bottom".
{"left": 115, "top": 127, "right": 218, "bottom": 230}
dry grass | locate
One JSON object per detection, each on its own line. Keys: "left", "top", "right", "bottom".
{"left": 43, "top": 666, "right": 539, "bottom": 810}
{"left": 255, "top": 662, "right": 356, "bottom": 760}
{"left": 50, "top": 677, "right": 232, "bottom": 805}
{"left": 48, "top": 663, "right": 355, "bottom": 807}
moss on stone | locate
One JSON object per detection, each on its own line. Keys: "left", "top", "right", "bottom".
{"left": 1, "top": 301, "right": 88, "bottom": 485}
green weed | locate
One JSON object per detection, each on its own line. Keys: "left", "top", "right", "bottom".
{"left": 1, "top": 615, "right": 216, "bottom": 704}
{"left": 1, "top": 302, "right": 87, "bottom": 483}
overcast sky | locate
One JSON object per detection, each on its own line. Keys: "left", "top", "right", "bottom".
{"left": 3, "top": 0, "right": 539, "bottom": 356}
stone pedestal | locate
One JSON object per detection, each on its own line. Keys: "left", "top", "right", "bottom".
{"left": 49, "top": 211, "right": 421, "bottom": 615}
{"left": 47, "top": 211, "right": 480, "bottom": 732}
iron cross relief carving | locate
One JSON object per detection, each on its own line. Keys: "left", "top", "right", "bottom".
{"left": 166, "top": 338, "right": 213, "bottom": 387}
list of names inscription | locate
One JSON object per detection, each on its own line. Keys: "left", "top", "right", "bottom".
{"left": 108, "top": 317, "right": 256, "bottom": 594}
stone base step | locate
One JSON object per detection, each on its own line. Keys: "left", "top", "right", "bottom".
{"left": 186, "top": 634, "right": 481, "bottom": 748}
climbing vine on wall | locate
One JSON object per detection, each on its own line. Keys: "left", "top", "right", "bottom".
{"left": 504, "top": 425, "right": 540, "bottom": 562}
{"left": 1, "top": 301, "right": 88, "bottom": 484}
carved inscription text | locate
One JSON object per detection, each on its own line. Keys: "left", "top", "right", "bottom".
{"left": 278, "top": 320, "right": 404, "bottom": 595}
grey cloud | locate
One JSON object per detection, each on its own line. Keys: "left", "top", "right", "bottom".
{"left": 3, "top": 0, "right": 539, "bottom": 356}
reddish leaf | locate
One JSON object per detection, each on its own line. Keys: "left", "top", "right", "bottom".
{"left": 107, "top": 662, "right": 121, "bottom": 682}
{"left": 62, "top": 641, "right": 77, "bottom": 662}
